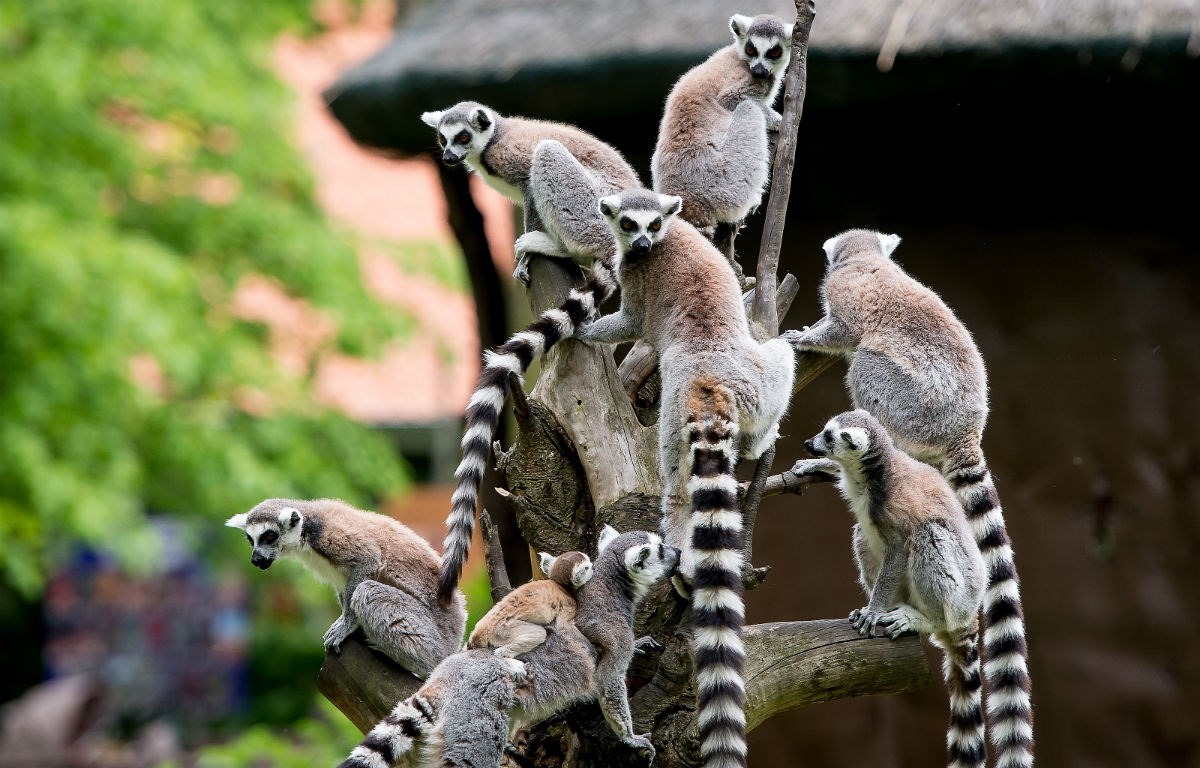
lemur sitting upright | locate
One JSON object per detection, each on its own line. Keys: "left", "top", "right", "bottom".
{"left": 226, "top": 498, "right": 465, "bottom": 679}
{"left": 784, "top": 229, "right": 1033, "bottom": 768}
{"left": 468, "top": 550, "right": 593, "bottom": 660}
{"left": 421, "top": 102, "right": 640, "bottom": 284}
{"left": 651, "top": 14, "right": 793, "bottom": 237}
{"left": 338, "top": 527, "right": 679, "bottom": 768}
{"left": 793, "top": 410, "right": 987, "bottom": 768}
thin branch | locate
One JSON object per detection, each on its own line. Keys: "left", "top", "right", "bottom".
{"left": 750, "top": 0, "right": 817, "bottom": 340}
{"left": 747, "top": 460, "right": 836, "bottom": 498}
{"left": 739, "top": 446, "right": 775, "bottom": 576}
{"left": 480, "top": 509, "right": 513, "bottom": 603}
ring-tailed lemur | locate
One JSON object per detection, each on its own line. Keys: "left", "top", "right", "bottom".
{"left": 435, "top": 258, "right": 617, "bottom": 606}
{"left": 467, "top": 550, "right": 592, "bottom": 660}
{"left": 421, "top": 102, "right": 641, "bottom": 284}
{"left": 338, "top": 528, "right": 679, "bottom": 768}
{"left": 577, "top": 188, "right": 797, "bottom": 768}
{"left": 651, "top": 14, "right": 793, "bottom": 235}
{"left": 794, "top": 410, "right": 987, "bottom": 768}
{"left": 783, "top": 229, "right": 1033, "bottom": 768}
{"left": 226, "top": 498, "right": 466, "bottom": 679}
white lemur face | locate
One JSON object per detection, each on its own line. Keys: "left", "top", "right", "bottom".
{"left": 598, "top": 190, "right": 682, "bottom": 263}
{"left": 226, "top": 506, "right": 304, "bottom": 570}
{"left": 622, "top": 533, "right": 681, "bottom": 592}
{"left": 804, "top": 417, "right": 871, "bottom": 463}
{"left": 730, "top": 14, "right": 793, "bottom": 81}
{"left": 421, "top": 103, "right": 497, "bottom": 167}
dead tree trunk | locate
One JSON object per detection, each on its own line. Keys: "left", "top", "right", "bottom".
{"left": 319, "top": 1, "right": 935, "bottom": 764}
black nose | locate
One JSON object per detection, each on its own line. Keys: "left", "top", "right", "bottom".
{"left": 803, "top": 438, "right": 817, "bottom": 454}
{"left": 750, "top": 63, "right": 769, "bottom": 79}
{"left": 631, "top": 236, "right": 651, "bottom": 254}
{"left": 251, "top": 553, "right": 272, "bottom": 570}
{"left": 442, "top": 149, "right": 462, "bottom": 165}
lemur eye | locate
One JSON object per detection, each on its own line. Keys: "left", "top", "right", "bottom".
{"left": 649, "top": 219, "right": 661, "bottom": 233}
{"left": 766, "top": 45, "right": 783, "bottom": 60}
{"left": 745, "top": 43, "right": 758, "bottom": 57}
{"left": 260, "top": 530, "right": 278, "bottom": 545}
{"left": 436, "top": 133, "right": 446, "bottom": 147}
{"left": 620, "top": 218, "right": 636, "bottom": 233}
{"left": 455, "top": 131, "right": 471, "bottom": 145}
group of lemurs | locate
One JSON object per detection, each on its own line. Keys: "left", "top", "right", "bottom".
{"left": 224, "top": 12, "right": 1032, "bottom": 768}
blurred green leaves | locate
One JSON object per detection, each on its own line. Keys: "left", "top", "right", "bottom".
{"left": 0, "top": 0, "right": 413, "bottom": 595}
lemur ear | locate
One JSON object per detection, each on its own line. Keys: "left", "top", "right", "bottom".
{"left": 730, "top": 14, "right": 752, "bottom": 38}
{"left": 278, "top": 507, "right": 300, "bottom": 529}
{"left": 538, "top": 552, "right": 556, "bottom": 576}
{"left": 658, "top": 194, "right": 683, "bottom": 217}
{"left": 839, "top": 431, "right": 858, "bottom": 451}
{"left": 821, "top": 233, "right": 841, "bottom": 263}
{"left": 420, "top": 110, "right": 444, "bottom": 128}
{"left": 877, "top": 233, "right": 902, "bottom": 257}
{"left": 225, "top": 513, "right": 248, "bottom": 530}
{"left": 598, "top": 196, "right": 619, "bottom": 220}
{"left": 635, "top": 545, "right": 651, "bottom": 569}
{"left": 598, "top": 524, "right": 620, "bottom": 553}
{"left": 782, "top": 23, "right": 795, "bottom": 40}
{"left": 471, "top": 108, "right": 492, "bottom": 131}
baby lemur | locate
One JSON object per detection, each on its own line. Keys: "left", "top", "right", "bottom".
{"left": 784, "top": 230, "right": 1033, "bottom": 768}
{"left": 338, "top": 528, "right": 679, "bottom": 768}
{"left": 652, "top": 14, "right": 792, "bottom": 235}
{"left": 226, "top": 498, "right": 465, "bottom": 679}
{"left": 468, "top": 550, "right": 593, "bottom": 661}
{"left": 422, "top": 102, "right": 640, "bottom": 284}
{"left": 577, "top": 188, "right": 797, "bottom": 768}
{"left": 794, "top": 410, "right": 987, "bottom": 768}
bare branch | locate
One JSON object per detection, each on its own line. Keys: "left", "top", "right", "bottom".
{"left": 749, "top": 460, "right": 837, "bottom": 498}
{"left": 750, "top": 0, "right": 817, "bottom": 340}
{"left": 479, "top": 509, "right": 513, "bottom": 603}
{"left": 739, "top": 446, "right": 776, "bottom": 574}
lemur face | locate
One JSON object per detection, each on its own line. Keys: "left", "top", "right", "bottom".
{"left": 804, "top": 417, "right": 871, "bottom": 463}
{"left": 226, "top": 504, "right": 304, "bottom": 570}
{"left": 729, "top": 14, "right": 793, "bottom": 80}
{"left": 421, "top": 103, "right": 496, "bottom": 167}
{"left": 622, "top": 533, "right": 681, "bottom": 589}
{"left": 598, "top": 190, "right": 682, "bottom": 263}
{"left": 539, "top": 550, "right": 595, "bottom": 589}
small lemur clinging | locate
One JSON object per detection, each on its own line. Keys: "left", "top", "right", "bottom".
{"left": 226, "top": 498, "right": 466, "bottom": 679}
{"left": 651, "top": 14, "right": 792, "bottom": 235}
{"left": 784, "top": 230, "right": 1033, "bottom": 768}
{"left": 793, "top": 410, "right": 987, "bottom": 768}
{"left": 421, "top": 102, "right": 640, "bottom": 284}
{"left": 577, "top": 188, "right": 797, "bottom": 768}
{"left": 338, "top": 527, "right": 679, "bottom": 768}
{"left": 467, "top": 550, "right": 593, "bottom": 660}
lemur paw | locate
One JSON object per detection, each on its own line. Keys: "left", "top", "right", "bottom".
{"left": 876, "top": 609, "right": 919, "bottom": 640}
{"left": 790, "top": 459, "right": 838, "bottom": 481}
{"left": 623, "top": 734, "right": 656, "bottom": 763}
{"left": 849, "top": 607, "right": 885, "bottom": 638}
{"left": 764, "top": 109, "right": 783, "bottom": 132}
{"left": 633, "top": 636, "right": 664, "bottom": 656}
{"left": 501, "top": 656, "right": 529, "bottom": 683}
{"left": 322, "top": 615, "right": 358, "bottom": 654}
{"left": 511, "top": 255, "right": 532, "bottom": 286}
{"left": 670, "top": 574, "right": 693, "bottom": 601}
{"left": 780, "top": 328, "right": 809, "bottom": 352}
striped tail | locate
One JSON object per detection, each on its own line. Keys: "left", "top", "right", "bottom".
{"left": 337, "top": 694, "right": 437, "bottom": 768}
{"left": 935, "top": 630, "right": 985, "bottom": 768}
{"left": 947, "top": 457, "right": 1033, "bottom": 768}
{"left": 437, "top": 261, "right": 617, "bottom": 605}
{"left": 687, "top": 386, "right": 747, "bottom": 768}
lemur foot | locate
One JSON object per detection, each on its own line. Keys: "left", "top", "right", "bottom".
{"left": 764, "top": 108, "right": 783, "bottom": 132}
{"left": 512, "top": 254, "right": 532, "bottom": 286}
{"left": 876, "top": 608, "right": 922, "bottom": 640}
{"left": 633, "top": 636, "right": 664, "bottom": 656}
{"left": 322, "top": 615, "right": 359, "bottom": 654}
{"left": 513, "top": 231, "right": 565, "bottom": 286}
{"left": 780, "top": 328, "right": 810, "bottom": 352}
{"left": 849, "top": 607, "right": 885, "bottom": 638}
{"left": 501, "top": 656, "right": 529, "bottom": 683}
{"left": 623, "top": 733, "right": 656, "bottom": 764}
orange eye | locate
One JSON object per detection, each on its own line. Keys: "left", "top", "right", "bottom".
{"left": 456, "top": 131, "right": 471, "bottom": 145}
{"left": 649, "top": 219, "right": 661, "bottom": 233}
{"left": 745, "top": 43, "right": 758, "bottom": 56}
{"left": 620, "top": 219, "right": 636, "bottom": 232}
{"left": 766, "top": 46, "right": 782, "bottom": 60}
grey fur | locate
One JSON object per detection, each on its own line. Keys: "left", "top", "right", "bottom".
{"left": 794, "top": 409, "right": 987, "bottom": 768}
{"left": 784, "top": 230, "right": 1033, "bottom": 768}
{"left": 338, "top": 529, "right": 679, "bottom": 768}
{"left": 226, "top": 498, "right": 465, "bottom": 679}
{"left": 650, "top": 14, "right": 793, "bottom": 230}
{"left": 421, "top": 102, "right": 640, "bottom": 283}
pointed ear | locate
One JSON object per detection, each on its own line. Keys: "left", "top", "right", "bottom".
{"left": 730, "top": 14, "right": 752, "bottom": 38}
{"left": 658, "top": 194, "right": 682, "bottom": 217}
{"left": 635, "top": 545, "right": 651, "bottom": 568}
{"left": 278, "top": 507, "right": 300, "bottom": 529}
{"left": 538, "top": 552, "right": 556, "bottom": 576}
{"left": 839, "top": 427, "right": 870, "bottom": 452}
{"left": 598, "top": 196, "right": 619, "bottom": 220}
{"left": 839, "top": 431, "right": 857, "bottom": 451}
{"left": 225, "top": 513, "right": 248, "bottom": 530}
{"left": 471, "top": 108, "right": 492, "bottom": 131}
{"left": 420, "top": 110, "right": 444, "bottom": 128}
{"left": 783, "top": 23, "right": 795, "bottom": 40}
{"left": 877, "top": 233, "right": 902, "bottom": 257}
{"left": 598, "top": 524, "right": 620, "bottom": 553}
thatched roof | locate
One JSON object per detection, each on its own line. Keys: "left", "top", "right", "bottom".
{"left": 326, "top": 0, "right": 1198, "bottom": 152}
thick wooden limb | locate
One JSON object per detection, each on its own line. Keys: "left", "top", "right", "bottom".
{"left": 749, "top": 0, "right": 817, "bottom": 340}
{"left": 317, "top": 637, "right": 420, "bottom": 734}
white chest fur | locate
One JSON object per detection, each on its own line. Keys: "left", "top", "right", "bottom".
{"left": 467, "top": 155, "right": 525, "bottom": 205}
{"left": 839, "top": 473, "right": 885, "bottom": 556}
{"left": 291, "top": 546, "right": 349, "bottom": 596}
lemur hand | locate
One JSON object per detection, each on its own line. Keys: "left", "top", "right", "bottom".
{"left": 623, "top": 733, "right": 656, "bottom": 763}
{"left": 323, "top": 614, "right": 359, "bottom": 654}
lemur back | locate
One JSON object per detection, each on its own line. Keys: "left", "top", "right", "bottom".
{"left": 652, "top": 14, "right": 792, "bottom": 231}
{"left": 785, "top": 230, "right": 1033, "bottom": 768}
{"left": 226, "top": 498, "right": 466, "bottom": 679}
{"left": 795, "top": 410, "right": 987, "bottom": 768}
{"left": 422, "top": 101, "right": 640, "bottom": 283}
{"left": 339, "top": 529, "right": 679, "bottom": 768}
{"left": 578, "top": 189, "right": 797, "bottom": 768}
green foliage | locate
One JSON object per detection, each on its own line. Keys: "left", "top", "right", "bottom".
{"left": 181, "top": 695, "right": 362, "bottom": 768}
{"left": 0, "top": 0, "right": 417, "bottom": 595}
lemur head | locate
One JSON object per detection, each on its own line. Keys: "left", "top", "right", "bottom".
{"left": 226, "top": 499, "right": 306, "bottom": 570}
{"left": 598, "top": 189, "right": 682, "bottom": 264}
{"left": 538, "top": 550, "right": 594, "bottom": 590}
{"left": 595, "top": 525, "right": 680, "bottom": 600}
{"left": 821, "top": 229, "right": 902, "bottom": 267}
{"left": 729, "top": 14, "right": 794, "bottom": 81}
{"left": 803, "top": 410, "right": 892, "bottom": 466}
{"left": 420, "top": 101, "right": 499, "bottom": 167}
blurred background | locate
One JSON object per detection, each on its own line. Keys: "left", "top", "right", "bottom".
{"left": 0, "top": 0, "right": 1196, "bottom": 766}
